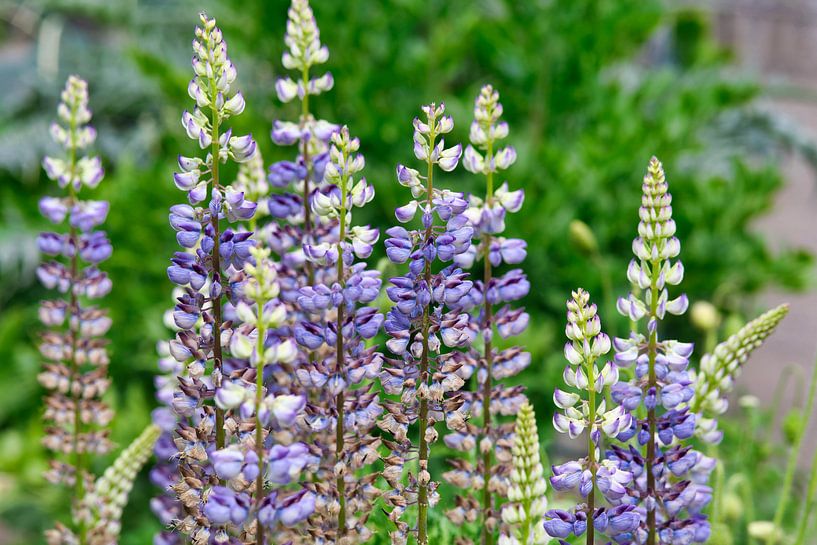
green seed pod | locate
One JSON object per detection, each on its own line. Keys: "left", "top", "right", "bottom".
{"left": 568, "top": 219, "right": 598, "bottom": 255}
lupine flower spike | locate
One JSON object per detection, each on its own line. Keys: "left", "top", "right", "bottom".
{"left": 543, "top": 289, "right": 637, "bottom": 544}
{"left": 445, "top": 84, "right": 530, "bottom": 545}
{"left": 609, "top": 157, "right": 712, "bottom": 544}
{"left": 689, "top": 303, "right": 789, "bottom": 442}
{"left": 381, "top": 102, "right": 473, "bottom": 545}
{"left": 292, "top": 127, "right": 383, "bottom": 542}
{"left": 209, "top": 245, "right": 313, "bottom": 543}
{"left": 166, "top": 13, "right": 264, "bottom": 543}
{"left": 38, "top": 75, "right": 113, "bottom": 545}
{"left": 268, "top": 0, "right": 337, "bottom": 291}
{"left": 499, "top": 402, "right": 547, "bottom": 545}
{"left": 79, "top": 424, "right": 161, "bottom": 545}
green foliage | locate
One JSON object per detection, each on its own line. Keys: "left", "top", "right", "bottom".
{"left": 0, "top": 0, "right": 813, "bottom": 542}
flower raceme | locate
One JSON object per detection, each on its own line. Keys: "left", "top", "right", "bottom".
{"left": 293, "top": 127, "right": 385, "bottom": 542}
{"left": 443, "top": 85, "right": 530, "bottom": 545}
{"left": 38, "top": 75, "right": 114, "bottom": 545}
{"left": 544, "top": 289, "right": 637, "bottom": 545}
{"left": 380, "top": 102, "right": 474, "bottom": 545}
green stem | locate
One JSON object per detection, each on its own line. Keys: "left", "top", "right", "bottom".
{"left": 480, "top": 140, "right": 494, "bottom": 545}
{"left": 646, "top": 259, "right": 659, "bottom": 545}
{"left": 254, "top": 296, "right": 267, "bottom": 545}
{"left": 300, "top": 66, "right": 314, "bottom": 286}
{"left": 586, "top": 348, "right": 597, "bottom": 545}
{"left": 794, "top": 427, "right": 817, "bottom": 545}
{"left": 335, "top": 146, "right": 349, "bottom": 537}
{"left": 774, "top": 350, "right": 817, "bottom": 528}
{"left": 209, "top": 80, "right": 225, "bottom": 451}
{"left": 64, "top": 107, "right": 87, "bottom": 545}
{"left": 774, "top": 351, "right": 817, "bottom": 543}
{"left": 417, "top": 124, "right": 436, "bottom": 545}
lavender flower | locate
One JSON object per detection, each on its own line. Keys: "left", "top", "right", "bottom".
{"left": 499, "top": 402, "right": 547, "bottom": 545}
{"left": 266, "top": 0, "right": 338, "bottom": 293}
{"left": 207, "top": 245, "right": 314, "bottom": 543}
{"left": 165, "top": 13, "right": 263, "bottom": 542}
{"left": 544, "top": 289, "right": 635, "bottom": 544}
{"left": 37, "top": 75, "right": 113, "bottom": 545}
{"left": 609, "top": 157, "right": 712, "bottom": 544}
{"left": 443, "top": 85, "right": 530, "bottom": 544}
{"left": 688, "top": 303, "right": 789, "bottom": 443}
{"left": 380, "top": 102, "right": 472, "bottom": 545}
{"left": 293, "top": 127, "right": 383, "bottom": 541}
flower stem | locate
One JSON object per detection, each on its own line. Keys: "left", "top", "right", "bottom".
{"left": 417, "top": 124, "right": 436, "bottom": 545}
{"left": 209, "top": 87, "right": 225, "bottom": 451}
{"left": 254, "top": 297, "right": 267, "bottom": 545}
{"left": 335, "top": 146, "right": 350, "bottom": 537}
{"left": 300, "top": 66, "right": 314, "bottom": 286}
{"left": 65, "top": 108, "right": 87, "bottom": 544}
{"left": 774, "top": 350, "right": 817, "bottom": 542}
{"left": 480, "top": 140, "right": 494, "bottom": 545}
{"left": 794, "top": 420, "right": 817, "bottom": 544}
{"left": 646, "top": 258, "right": 660, "bottom": 545}
{"left": 586, "top": 348, "right": 597, "bottom": 545}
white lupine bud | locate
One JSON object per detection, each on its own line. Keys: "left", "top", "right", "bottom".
{"left": 503, "top": 402, "right": 547, "bottom": 543}
{"left": 690, "top": 304, "right": 788, "bottom": 440}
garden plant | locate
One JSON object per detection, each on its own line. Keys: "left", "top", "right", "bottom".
{"left": 4, "top": 1, "right": 817, "bottom": 544}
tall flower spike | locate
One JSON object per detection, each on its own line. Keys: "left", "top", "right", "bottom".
{"left": 689, "top": 304, "right": 789, "bottom": 443}
{"left": 269, "top": 0, "right": 338, "bottom": 291}
{"left": 444, "top": 84, "right": 530, "bottom": 545}
{"left": 208, "top": 245, "right": 313, "bottom": 544}
{"left": 543, "top": 289, "right": 636, "bottom": 545}
{"left": 499, "top": 402, "right": 547, "bottom": 545}
{"left": 38, "top": 75, "right": 113, "bottom": 545}
{"left": 609, "top": 157, "right": 712, "bottom": 545}
{"left": 167, "top": 13, "right": 261, "bottom": 542}
{"left": 80, "top": 424, "right": 160, "bottom": 545}
{"left": 381, "top": 102, "right": 472, "bottom": 545}
{"left": 294, "top": 126, "right": 383, "bottom": 542}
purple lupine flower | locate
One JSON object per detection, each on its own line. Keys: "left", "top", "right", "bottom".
{"left": 380, "top": 102, "right": 473, "bottom": 545}
{"left": 161, "top": 13, "right": 268, "bottom": 542}
{"left": 37, "top": 75, "right": 114, "bottom": 543}
{"left": 439, "top": 86, "right": 530, "bottom": 543}
{"left": 607, "top": 158, "right": 713, "bottom": 543}
{"left": 544, "top": 289, "right": 634, "bottom": 544}
{"left": 291, "top": 126, "right": 383, "bottom": 540}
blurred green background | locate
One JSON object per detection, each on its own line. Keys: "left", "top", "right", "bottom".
{"left": 0, "top": 0, "right": 814, "bottom": 543}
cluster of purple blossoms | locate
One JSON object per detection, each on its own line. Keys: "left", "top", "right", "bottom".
{"left": 208, "top": 245, "right": 315, "bottom": 543}
{"left": 37, "top": 75, "right": 113, "bottom": 545}
{"left": 293, "top": 127, "right": 383, "bottom": 543}
{"left": 607, "top": 158, "right": 712, "bottom": 545}
{"left": 160, "top": 13, "right": 290, "bottom": 544}
{"left": 442, "top": 85, "right": 530, "bottom": 544}
{"left": 543, "top": 289, "right": 637, "bottom": 544}
{"left": 379, "top": 102, "right": 473, "bottom": 545}
{"left": 265, "top": 0, "right": 338, "bottom": 303}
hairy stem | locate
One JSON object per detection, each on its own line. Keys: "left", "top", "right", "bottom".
{"left": 585, "top": 318, "right": 597, "bottom": 545}
{"left": 65, "top": 110, "right": 87, "bottom": 544}
{"left": 335, "top": 148, "right": 349, "bottom": 536}
{"left": 480, "top": 140, "right": 495, "bottom": 545}
{"left": 209, "top": 90, "right": 225, "bottom": 450}
{"left": 417, "top": 125, "right": 436, "bottom": 545}
{"left": 646, "top": 258, "right": 660, "bottom": 545}
{"left": 300, "top": 66, "right": 314, "bottom": 286}
{"left": 254, "top": 297, "right": 267, "bottom": 545}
